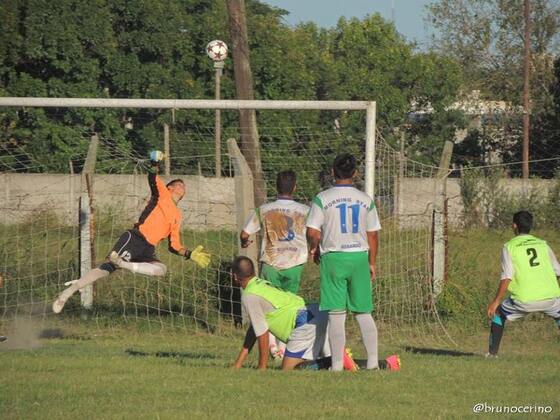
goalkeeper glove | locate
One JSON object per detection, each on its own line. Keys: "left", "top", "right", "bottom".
{"left": 185, "top": 245, "right": 211, "bottom": 268}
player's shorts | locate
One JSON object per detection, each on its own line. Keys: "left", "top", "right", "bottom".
{"left": 319, "top": 251, "right": 373, "bottom": 313}
{"left": 101, "top": 229, "right": 158, "bottom": 273}
{"left": 284, "top": 304, "right": 330, "bottom": 361}
{"left": 260, "top": 263, "right": 304, "bottom": 294}
{"left": 499, "top": 297, "right": 560, "bottom": 321}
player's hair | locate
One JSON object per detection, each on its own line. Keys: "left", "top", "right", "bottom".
{"left": 166, "top": 179, "right": 184, "bottom": 188}
{"left": 231, "top": 256, "right": 255, "bottom": 279}
{"left": 276, "top": 170, "right": 297, "bottom": 195}
{"left": 513, "top": 210, "right": 533, "bottom": 233}
{"left": 333, "top": 153, "right": 357, "bottom": 180}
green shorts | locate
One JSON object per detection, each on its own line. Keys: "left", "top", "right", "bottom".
{"left": 319, "top": 251, "right": 373, "bottom": 313}
{"left": 261, "top": 263, "right": 304, "bottom": 294}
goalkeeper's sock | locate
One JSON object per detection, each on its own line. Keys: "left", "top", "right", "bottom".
{"left": 488, "top": 313, "right": 506, "bottom": 355}
{"left": 355, "top": 313, "right": 379, "bottom": 369}
{"left": 328, "top": 311, "right": 346, "bottom": 371}
{"left": 68, "top": 268, "right": 110, "bottom": 294}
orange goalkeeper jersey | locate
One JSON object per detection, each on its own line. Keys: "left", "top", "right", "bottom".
{"left": 135, "top": 173, "right": 185, "bottom": 255}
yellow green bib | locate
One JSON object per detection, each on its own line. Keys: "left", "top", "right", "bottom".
{"left": 505, "top": 235, "right": 560, "bottom": 303}
{"left": 243, "top": 277, "right": 305, "bottom": 342}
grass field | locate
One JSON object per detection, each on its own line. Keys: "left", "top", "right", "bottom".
{"left": 0, "top": 319, "right": 558, "bottom": 419}
{"left": 1, "top": 228, "right": 559, "bottom": 419}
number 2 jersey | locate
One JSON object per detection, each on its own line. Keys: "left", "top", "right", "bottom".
{"left": 306, "top": 185, "right": 381, "bottom": 254}
{"left": 243, "top": 199, "right": 310, "bottom": 270}
{"left": 500, "top": 234, "right": 560, "bottom": 303}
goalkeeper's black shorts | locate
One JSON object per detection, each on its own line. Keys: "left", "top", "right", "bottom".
{"left": 101, "top": 229, "right": 159, "bottom": 273}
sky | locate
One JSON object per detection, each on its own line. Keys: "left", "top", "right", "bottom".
{"left": 263, "top": 0, "right": 435, "bottom": 47}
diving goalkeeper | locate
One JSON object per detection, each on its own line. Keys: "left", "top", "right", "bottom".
{"left": 52, "top": 151, "right": 211, "bottom": 314}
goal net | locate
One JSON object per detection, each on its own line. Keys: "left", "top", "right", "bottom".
{"left": 0, "top": 100, "right": 450, "bottom": 344}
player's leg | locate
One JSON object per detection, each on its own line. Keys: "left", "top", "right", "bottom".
{"left": 278, "top": 264, "right": 305, "bottom": 294}
{"left": 108, "top": 229, "right": 167, "bottom": 276}
{"left": 487, "top": 298, "right": 523, "bottom": 356}
{"left": 109, "top": 252, "right": 166, "bottom": 276}
{"left": 52, "top": 264, "right": 113, "bottom": 313}
{"left": 347, "top": 252, "right": 377, "bottom": 369}
{"left": 283, "top": 305, "right": 324, "bottom": 371}
{"left": 320, "top": 253, "right": 349, "bottom": 372}
{"left": 540, "top": 297, "right": 560, "bottom": 330}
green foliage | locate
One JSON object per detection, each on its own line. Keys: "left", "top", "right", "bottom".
{"left": 0, "top": 1, "right": 464, "bottom": 174}
{"left": 459, "top": 168, "right": 560, "bottom": 228}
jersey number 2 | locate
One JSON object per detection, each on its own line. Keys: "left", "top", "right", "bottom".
{"left": 336, "top": 203, "right": 360, "bottom": 234}
{"left": 526, "top": 248, "right": 540, "bottom": 267}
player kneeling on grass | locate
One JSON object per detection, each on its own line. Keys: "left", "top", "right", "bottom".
{"left": 231, "top": 256, "right": 400, "bottom": 371}
{"left": 240, "top": 170, "right": 310, "bottom": 358}
{"left": 487, "top": 210, "right": 560, "bottom": 356}
{"left": 52, "top": 151, "right": 211, "bottom": 314}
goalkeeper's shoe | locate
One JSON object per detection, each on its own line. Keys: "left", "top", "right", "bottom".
{"left": 343, "top": 348, "right": 359, "bottom": 372}
{"left": 52, "top": 287, "right": 76, "bottom": 314}
{"left": 384, "top": 354, "right": 401, "bottom": 371}
{"left": 190, "top": 245, "right": 211, "bottom": 268}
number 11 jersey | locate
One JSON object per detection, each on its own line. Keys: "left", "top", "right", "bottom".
{"left": 306, "top": 185, "right": 381, "bottom": 254}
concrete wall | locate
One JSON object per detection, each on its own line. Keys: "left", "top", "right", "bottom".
{"left": 0, "top": 173, "right": 236, "bottom": 230}
{"left": 397, "top": 177, "right": 557, "bottom": 228}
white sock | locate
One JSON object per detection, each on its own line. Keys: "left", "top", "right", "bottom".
{"left": 64, "top": 268, "right": 110, "bottom": 296}
{"left": 118, "top": 261, "right": 167, "bottom": 276}
{"left": 355, "top": 313, "right": 379, "bottom": 369}
{"left": 328, "top": 311, "right": 346, "bottom": 371}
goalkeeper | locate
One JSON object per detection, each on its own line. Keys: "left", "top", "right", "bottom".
{"left": 486, "top": 210, "right": 560, "bottom": 356}
{"left": 52, "top": 151, "right": 211, "bottom": 314}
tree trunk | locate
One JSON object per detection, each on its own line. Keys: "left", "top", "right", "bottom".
{"left": 226, "top": 0, "right": 266, "bottom": 206}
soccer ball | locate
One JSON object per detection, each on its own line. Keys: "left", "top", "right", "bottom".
{"left": 206, "top": 40, "right": 228, "bottom": 62}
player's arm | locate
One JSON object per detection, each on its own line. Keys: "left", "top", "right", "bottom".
{"left": 366, "top": 201, "right": 381, "bottom": 281}
{"left": 238, "top": 295, "right": 270, "bottom": 370}
{"left": 240, "top": 209, "right": 260, "bottom": 248}
{"left": 168, "top": 225, "right": 210, "bottom": 268}
{"left": 488, "top": 247, "right": 513, "bottom": 318}
{"left": 547, "top": 246, "right": 560, "bottom": 281}
{"left": 306, "top": 196, "right": 324, "bottom": 264}
{"left": 306, "top": 227, "right": 321, "bottom": 264}
{"left": 367, "top": 230, "right": 378, "bottom": 281}
{"left": 147, "top": 151, "right": 168, "bottom": 198}
{"left": 233, "top": 326, "right": 257, "bottom": 368}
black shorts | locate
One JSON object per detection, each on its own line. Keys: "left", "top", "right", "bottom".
{"left": 109, "top": 229, "right": 158, "bottom": 263}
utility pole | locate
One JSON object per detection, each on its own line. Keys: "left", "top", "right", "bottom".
{"left": 226, "top": 0, "right": 267, "bottom": 207}
{"left": 522, "top": 0, "right": 531, "bottom": 180}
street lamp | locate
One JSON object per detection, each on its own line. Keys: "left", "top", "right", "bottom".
{"left": 206, "top": 40, "right": 228, "bottom": 178}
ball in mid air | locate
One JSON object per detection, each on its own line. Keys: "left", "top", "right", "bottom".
{"left": 206, "top": 40, "right": 228, "bottom": 62}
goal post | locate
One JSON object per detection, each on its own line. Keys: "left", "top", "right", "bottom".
{"left": 0, "top": 96, "right": 453, "bottom": 344}
{"left": 0, "top": 97, "right": 377, "bottom": 198}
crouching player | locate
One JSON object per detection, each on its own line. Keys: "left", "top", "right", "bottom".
{"left": 52, "top": 151, "right": 211, "bottom": 313}
{"left": 231, "top": 256, "right": 400, "bottom": 371}
{"left": 487, "top": 210, "right": 560, "bottom": 356}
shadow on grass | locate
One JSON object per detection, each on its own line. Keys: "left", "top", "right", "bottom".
{"left": 125, "top": 348, "right": 217, "bottom": 360}
{"left": 403, "top": 346, "right": 478, "bottom": 357}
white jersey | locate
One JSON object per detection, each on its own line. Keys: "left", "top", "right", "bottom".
{"left": 306, "top": 185, "right": 381, "bottom": 254}
{"left": 243, "top": 199, "right": 310, "bottom": 270}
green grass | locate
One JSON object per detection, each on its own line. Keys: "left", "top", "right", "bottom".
{"left": 0, "top": 320, "right": 558, "bottom": 419}
{"left": 2, "top": 225, "right": 560, "bottom": 418}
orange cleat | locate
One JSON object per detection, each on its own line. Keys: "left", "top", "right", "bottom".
{"left": 384, "top": 354, "right": 401, "bottom": 371}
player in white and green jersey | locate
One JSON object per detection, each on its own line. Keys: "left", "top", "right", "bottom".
{"left": 240, "top": 170, "right": 309, "bottom": 294}
{"left": 240, "top": 170, "right": 309, "bottom": 358}
{"left": 487, "top": 211, "right": 560, "bottom": 356}
{"left": 307, "top": 153, "right": 382, "bottom": 371}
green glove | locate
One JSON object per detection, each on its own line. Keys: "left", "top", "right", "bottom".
{"left": 188, "top": 245, "right": 211, "bottom": 268}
